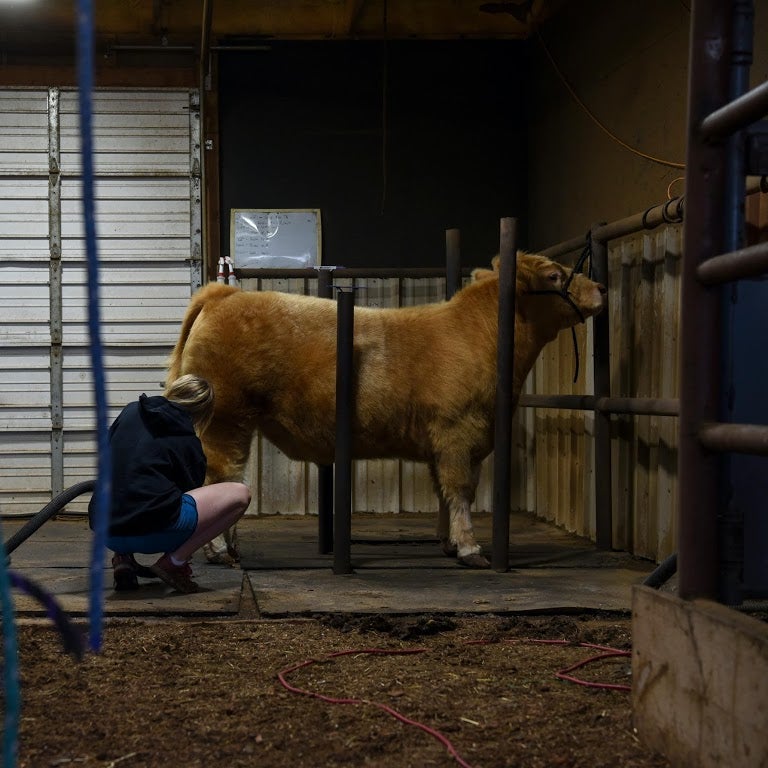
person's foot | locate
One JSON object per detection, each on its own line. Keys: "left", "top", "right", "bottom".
{"left": 112, "top": 553, "right": 139, "bottom": 591}
{"left": 149, "top": 554, "right": 199, "bottom": 594}
{"left": 129, "top": 554, "right": 161, "bottom": 580}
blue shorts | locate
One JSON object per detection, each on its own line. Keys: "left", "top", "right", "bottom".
{"left": 107, "top": 494, "right": 199, "bottom": 555}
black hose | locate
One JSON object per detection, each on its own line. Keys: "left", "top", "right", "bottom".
{"left": 642, "top": 552, "right": 678, "bottom": 589}
{"left": 4, "top": 480, "right": 95, "bottom": 558}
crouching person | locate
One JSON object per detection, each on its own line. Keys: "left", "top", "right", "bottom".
{"left": 88, "top": 374, "right": 251, "bottom": 594}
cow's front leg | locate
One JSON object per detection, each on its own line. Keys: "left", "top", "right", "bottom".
{"left": 449, "top": 497, "right": 488, "bottom": 568}
{"left": 203, "top": 532, "right": 239, "bottom": 565}
{"left": 434, "top": 453, "right": 488, "bottom": 568}
{"left": 199, "top": 419, "right": 251, "bottom": 565}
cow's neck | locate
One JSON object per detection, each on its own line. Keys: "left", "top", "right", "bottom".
{"left": 512, "top": 317, "right": 560, "bottom": 394}
{"left": 451, "top": 278, "right": 563, "bottom": 399}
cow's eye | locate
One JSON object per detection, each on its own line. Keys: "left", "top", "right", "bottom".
{"left": 548, "top": 272, "right": 561, "bottom": 283}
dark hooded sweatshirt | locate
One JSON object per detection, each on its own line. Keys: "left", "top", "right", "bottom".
{"left": 88, "top": 394, "right": 207, "bottom": 536}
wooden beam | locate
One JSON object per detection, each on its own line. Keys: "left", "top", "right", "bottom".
{"left": 0, "top": 65, "right": 196, "bottom": 89}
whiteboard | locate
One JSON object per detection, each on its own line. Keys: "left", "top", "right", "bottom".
{"left": 230, "top": 208, "right": 322, "bottom": 269}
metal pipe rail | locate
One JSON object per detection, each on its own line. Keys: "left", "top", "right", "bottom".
{"left": 698, "top": 422, "right": 768, "bottom": 456}
{"left": 696, "top": 239, "right": 768, "bottom": 284}
{"left": 542, "top": 177, "right": 765, "bottom": 263}
{"left": 236, "top": 266, "right": 474, "bottom": 280}
{"left": 541, "top": 196, "right": 684, "bottom": 261}
{"left": 700, "top": 79, "right": 768, "bottom": 140}
{"left": 518, "top": 394, "right": 679, "bottom": 417}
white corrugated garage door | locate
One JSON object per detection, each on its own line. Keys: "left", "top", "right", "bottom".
{"left": 0, "top": 88, "right": 201, "bottom": 517}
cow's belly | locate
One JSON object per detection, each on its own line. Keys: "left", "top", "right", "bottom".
{"left": 257, "top": 413, "right": 432, "bottom": 466}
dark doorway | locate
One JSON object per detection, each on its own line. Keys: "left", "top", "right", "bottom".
{"left": 219, "top": 40, "right": 529, "bottom": 269}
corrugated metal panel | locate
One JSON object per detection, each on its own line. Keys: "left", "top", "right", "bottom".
{"left": 0, "top": 91, "right": 49, "bottom": 176}
{"left": 525, "top": 226, "right": 681, "bottom": 561}
{"left": 58, "top": 91, "right": 192, "bottom": 176}
{"left": 0, "top": 91, "right": 51, "bottom": 516}
{"left": 0, "top": 87, "right": 199, "bottom": 517}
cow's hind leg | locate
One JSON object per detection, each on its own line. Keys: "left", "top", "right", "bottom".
{"left": 429, "top": 462, "right": 456, "bottom": 557}
{"left": 433, "top": 453, "right": 488, "bottom": 568}
{"left": 199, "top": 420, "right": 253, "bottom": 565}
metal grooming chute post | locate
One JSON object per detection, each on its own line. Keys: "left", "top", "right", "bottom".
{"left": 317, "top": 268, "right": 334, "bottom": 555}
{"left": 333, "top": 287, "right": 355, "bottom": 574}
{"left": 491, "top": 217, "right": 518, "bottom": 571}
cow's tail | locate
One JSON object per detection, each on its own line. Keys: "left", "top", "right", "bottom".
{"left": 167, "top": 282, "right": 239, "bottom": 383}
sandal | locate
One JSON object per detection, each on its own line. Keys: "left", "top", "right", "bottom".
{"left": 149, "top": 554, "right": 199, "bottom": 594}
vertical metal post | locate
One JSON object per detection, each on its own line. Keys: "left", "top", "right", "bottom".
{"left": 333, "top": 287, "right": 355, "bottom": 574}
{"left": 591, "top": 231, "right": 613, "bottom": 550}
{"left": 491, "top": 217, "right": 517, "bottom": 572}
{"left": 678, "top": 0, "right": 731, "bottom": 600}
{"left": 48, "top": 87, "right": 64, "bottom": 499}
{"left": 718, "top": 0, "right": 754, "bottom": 606}
{"left": 445, "top": 228, "right": 462, "bottom": 300}
{"left": 188, "top": 90, "right": 203, "bottom": 290}
{"left": 317, "top": 268, "right": 334, "bottom": 554}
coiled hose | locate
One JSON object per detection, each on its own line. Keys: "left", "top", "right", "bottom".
{"left": 4, "top": 480, "right": 95, "bottom": 561}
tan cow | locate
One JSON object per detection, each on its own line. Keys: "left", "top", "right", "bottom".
{"left": 167, "top": 251, "right": 606, "bottom": 567}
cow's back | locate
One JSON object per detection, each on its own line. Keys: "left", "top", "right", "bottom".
{"left": 175, "top": 285, "right": 498, "bottom": 465}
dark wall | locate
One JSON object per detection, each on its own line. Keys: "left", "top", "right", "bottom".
{"left": 219, "top": 40, "right": 529, "bottom": 269}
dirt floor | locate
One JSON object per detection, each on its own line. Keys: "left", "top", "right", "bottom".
{"left": 14, "top": 612, "right": 676, "bottom": 768}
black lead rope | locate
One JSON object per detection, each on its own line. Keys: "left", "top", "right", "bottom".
{"left": 526, "top": 234, "right": 594, "bottom": 383}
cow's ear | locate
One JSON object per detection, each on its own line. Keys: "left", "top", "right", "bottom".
{"left": 491, "top": 255, "right": 501, "bottom": 271}
{"left": 515, "top": 261, "right": 534, "bottom": 321}
{"left": 471, "top": 267, "right": 495, "bottom": 282}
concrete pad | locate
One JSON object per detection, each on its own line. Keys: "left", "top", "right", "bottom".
{"left": 632, "top": 586, "right": 768, "bottom": 768}
{"left": 4, "top": 519, "right": 244, "bottom": 617}
{"left": 239, "top": 511, "right": 646, "bottom": 572}
{"left": 248, "top": 565, "right": 648, "bottom": 616}
{"left": 2, "top": 511, "right": 655, "bottom": 618}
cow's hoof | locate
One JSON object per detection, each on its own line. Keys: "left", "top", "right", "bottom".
{"left": 457, "top": 553, "right": 490, "bottom": 569}
{"left": 205, "top": 550, "right": 238, "bottom": 567}
{"left": 440, "top": 538, "right": 458, "bottom": 557}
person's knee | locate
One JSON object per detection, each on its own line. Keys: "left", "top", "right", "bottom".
{"left": 235, "top": 482, "right": 251, "bottom": 511}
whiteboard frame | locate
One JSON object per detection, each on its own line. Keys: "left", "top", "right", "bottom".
{"left": 229, "top": 208, "right": 322, "bottom": 269}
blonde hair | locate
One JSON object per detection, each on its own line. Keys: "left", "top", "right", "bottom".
{"left": 164, "top": 374, "right": 215, "bottom": 434}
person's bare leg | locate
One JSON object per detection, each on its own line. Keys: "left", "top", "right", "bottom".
{"left": 170, "top": 482, "right": 251, "bottom": 562}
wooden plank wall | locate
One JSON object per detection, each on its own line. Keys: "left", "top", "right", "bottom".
{"left": 525, "top": 225, "right": 682, "bottom": 562}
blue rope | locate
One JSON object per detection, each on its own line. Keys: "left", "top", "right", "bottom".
{"left": 0, "top": 526, "right": 21, "bottom": 767}
{"left": 76, "top": 0, "right": 111, "bottom": 654}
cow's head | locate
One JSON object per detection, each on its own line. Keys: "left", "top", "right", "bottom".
{"left": 472, "top": 251, "right": 606, "bottom": 339}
